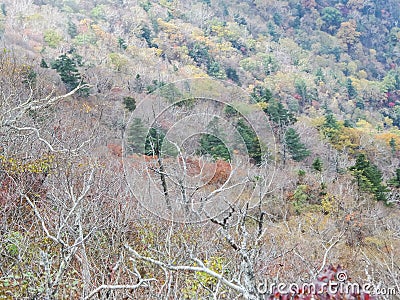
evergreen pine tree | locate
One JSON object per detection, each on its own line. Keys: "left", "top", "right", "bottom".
{"left": 22, "top": 68, "right": 37, "bottom": 87}
{"left": 225, "top": 67, "right": 240, "bottom": 84}
{"left": 284, "top": 128, "right": 310, "bottom": 162}
{"left": 315, "top": 68, "right": 325, "bottom": 84}
{"left": 127, "top": 119, "right": 176, "bottom": 157}
{"left": 145, "top": 127, "right": 164, "bottom": 156}
{"left": 224, "top": 104, "right": 239, "bottom": 118}
{"left": 1, "top": 3, "right": 6, "bottom": 16}
{"left": 388, "top": 169, "right": 400, "bottom": 187}
{"left": 396, "top": 169, "right": 400, "bottom": 185}
{"left": 349, "top": 154, "right": 388, "bottom": 202}
{"left": 207, "top": 61, "right": 225, "bottom": 78}
{"left": 67, "top": 20, "right": 78, "bottom": 38}
{"left": 40, "top": 58, "right": 48, "bottom": 68}
{"left": 236, "top": 118, "right": 262, "bottom": 164}
{"left": 51, "top": 54, "right": 88, "bottom": 95}
{"left": 118, "top": 37, "right": 128, "bottom": 50}
{"left": 323, "top": 113, "right": 340, "bottom": 130}
{"left": 127, "top": 118, "right": 148, "bottom": 154}
{"left": 133, "top": 74, "right": 144, "bottom": 93}
{"left": 294, "top": 78, "right": 308, "bottom": 104}
{"left": 346, "top": 78, "right": 357, "bottom": 99}
{"left": 350, "top": 154, "right": 372, "bottom": 191}
{"left": 123, "top": 96, "right": 136, "bottom": 112}
{"left": 251, "top": 86, "right": 273, "bottom": 103}
{"left": 141, "top": 25, "right": 152, "bottom": 47}
{"left": 265, "top": 100, "right": 296, "bottom": 127}
{"left": 198, "top": 117, "right": 230, "bottom": 161}
{"left": 389, "top": 137, "right": 396, "bottom": 155}
{"left": 188, "top": 42, "right": 211, "bottom": 67}
{"left": 145, "top": 127, "right": 177, "bottom": 157}
{"left": 322, "top": 112, "right": 341, "bottom": 140}
{"left": 312, "top": 157, "right": 323, "bottom": 172}
{"left": 199, "top": 134, "right": 230, "bottom": 161}
{"left": 343, "top": 119, "right": 354, "bottom": 128}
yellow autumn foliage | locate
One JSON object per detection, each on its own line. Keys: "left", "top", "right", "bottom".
{"left": 331, "top": 126, "right": 361, "bottom": 152}
{"left": 375, "top": 132, "right": 400, "bottom": 150}
{"left": 0, "top": 155, "right": 54, "bottom": 175}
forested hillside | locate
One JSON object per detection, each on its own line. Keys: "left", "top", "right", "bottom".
{"left": 0, "top": 0, "right": 399, "bottom": 299}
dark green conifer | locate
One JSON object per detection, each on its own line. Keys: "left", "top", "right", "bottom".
{"left": 312, "top": 157, "right": 323, "bottom": 172}
{"left": 51, "top": 54, "right": 88, "bottom": 95}
{"left": 349, "top": 154, "right": 388, "bottom": 202}
{"left": 346, "top": 78, "right": 357, "bottom": 99}
{"left": 236, "top": 118, "right": 262, "bottom": 164}
{"left": 123, "top": 96, "right": 136, "bottom": 112}
{"left": 198, "top": 117, "right": 230, "bottom": 161}
{"left": 40, "top": 58, "right": 48, "bottom": 68}
{"left": 284, "top": 128, "right": 310, "bottom": 162}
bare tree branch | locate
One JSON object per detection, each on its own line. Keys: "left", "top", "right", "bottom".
{"left": 125, "top": 244, "right": 246, "bottom": 295}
